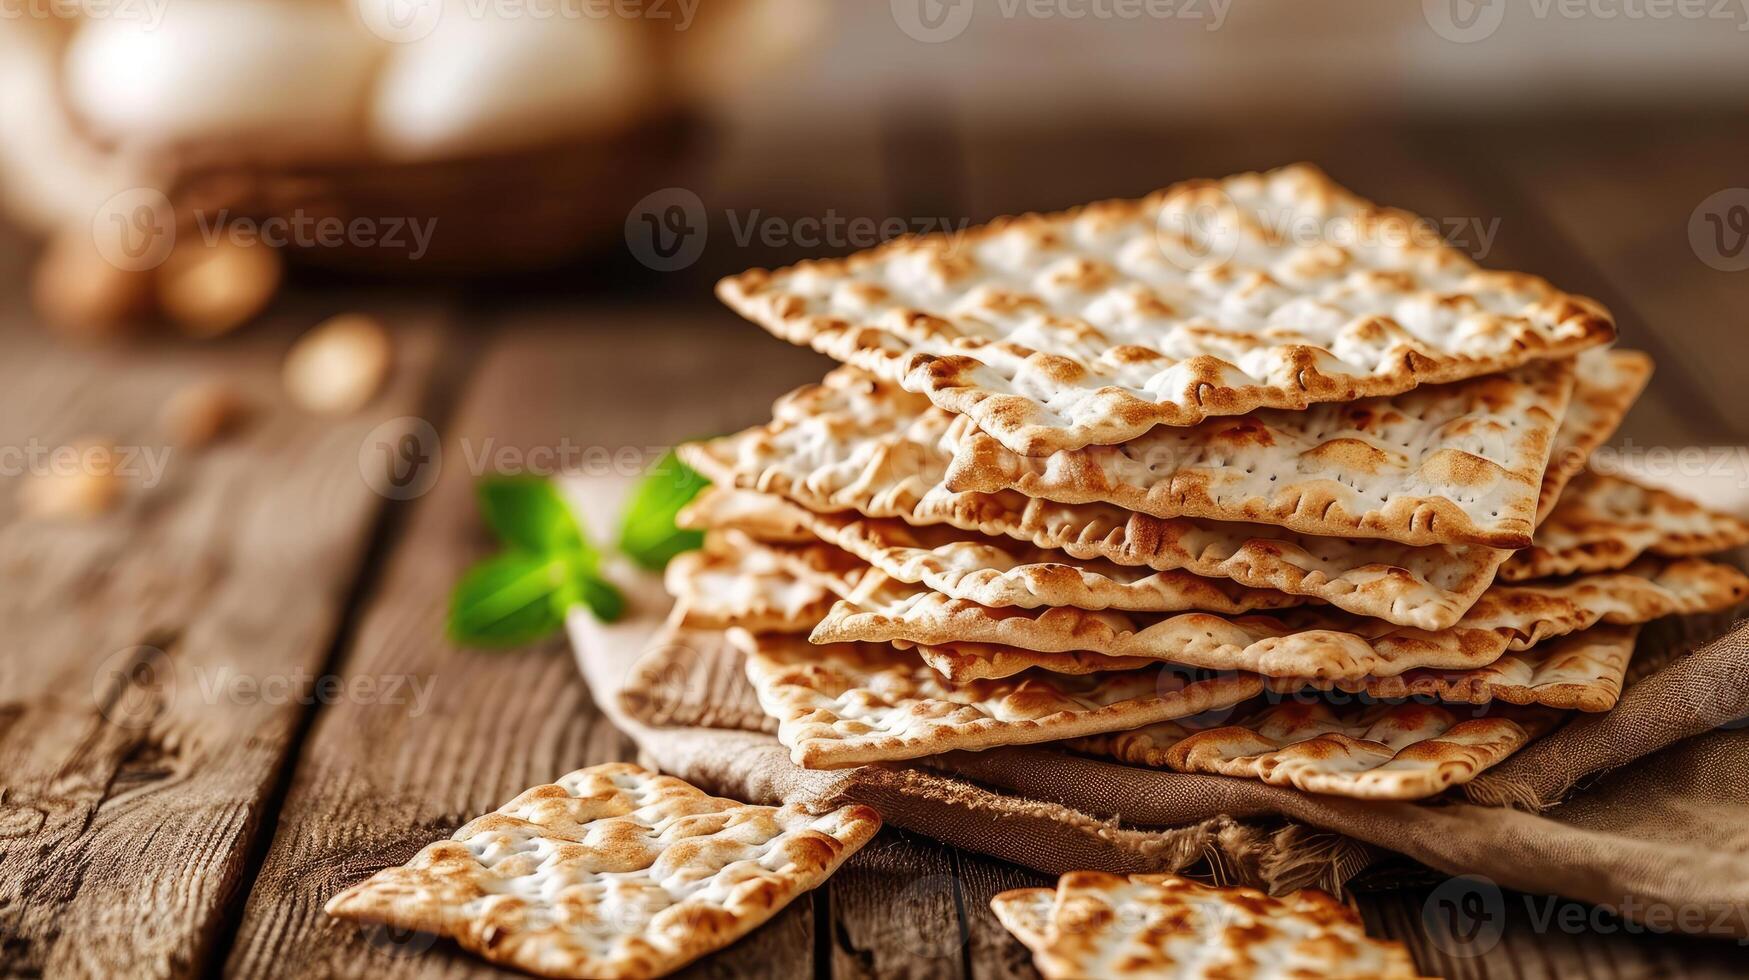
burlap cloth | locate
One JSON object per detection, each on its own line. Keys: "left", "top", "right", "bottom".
{"left": 562, "top": 479, "right": 1749, "bottom": 939}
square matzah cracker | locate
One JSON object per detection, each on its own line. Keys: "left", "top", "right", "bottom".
{"left": 813, "top": 559, "right": 1749, "bottom": 682}
{"left": 992, "top": 871, "right": 1423, "bottom": 979}
{"left": 719, "top": 163, "right": 1613, "bottom": 455}
{"left": 679, "top": 369, "right": 1511, "bottom": 630}
{"left": 664, "top": 538, "right": 846, "bottom": 634}
{"left": 324, "top": 763, "right": 880, "bottom": 979}
{"left": 1074, "top": 699, "right": 1561, "bottom": 801}
{"left": 945, "top": 359, "right": 1575, "bottom": 549}
{"left": 1506, "top": 473, "right": 1749, "bottom": 581}
{"left": 1293, "top": 623, "right": 1641, "bottom": 712}
{"left": 736, "top": 630, "right": 1263, "bottom": 768}
{"left": 682, "top": 487, "right": 1314, "bottom": 615}
{"left": 1535, "top": 348, "right": 1652, "bottom": 521}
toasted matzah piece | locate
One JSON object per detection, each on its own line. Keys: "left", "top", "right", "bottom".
{"left": 1507, "top": 473, "right": 1749, "bottom": 581}
{"left": 944, "top": 359, "right": 1575, "bottom": 549}
{"left": 679, "top": 369, "right": 1510, "bottom": 630}
{"left": 682, "top": 486, "right": 1314, "bottom": 615}
{"left": 663, "top": 539, "right": 843, "bottom": 633}
{"left": 812, "top": 559, "right": 1749, "bottom": 682}
{"left": 719, "top": 162, "right": 1613, "bottom": 455}
{"left": 1535, "top": 348, "right": 1652, "bottom": 521}
{"left": 736, "top": 631, "right": 1263, "bottom": 768}
{"left": 1074, "top": 699, "right": 1561, "bottom": 801}
{"left": 1292, "top": 623, "right": 1640, "bottom": 712}
{"left": 991, "top": 871, "right": 1422, "bottom": 979}
{"left": 324, "top": 763, "right": 880, "bottom": 979}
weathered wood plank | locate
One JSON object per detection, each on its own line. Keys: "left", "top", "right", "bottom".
{"left": 952, "top": 852, "right": 1051, "bottom": 980}
{"left": 827, "top": 830, "right": 964, "bottom": 980}
{"left": 1359, "top": 882, "right": 1749, "bottom": 980}
{"left": 0, "top": 300, "right": 446, "bottom": 979}
{"left": 221, "top": 315, "right": 827, "bottom": 979}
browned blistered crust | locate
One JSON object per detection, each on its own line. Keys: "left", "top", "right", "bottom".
{"left": 941, "top": 359, "right": 1578, "bottom": 550}
{"left": 718, "top": 163, "right": 1615, "bottom": 455}
{"left": 992, "top": 871, "right": 1424, "bottom": 976}
{"left": 324, "top": 763, "right": 880, "bottom": 979}
{"left": 1509, "top": 473, "right": 1749, "bottom": 581}
{"left": 1074, "top": 700, "right": 1561, "bottom": 802}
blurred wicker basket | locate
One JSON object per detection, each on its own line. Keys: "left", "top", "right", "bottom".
{"left": 161, "top": 113, "right": 701, "bottom": 275}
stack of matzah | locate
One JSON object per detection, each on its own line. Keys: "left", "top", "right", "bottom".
{"left": 675, "top": 164, "right": 1749, "bottom": 802}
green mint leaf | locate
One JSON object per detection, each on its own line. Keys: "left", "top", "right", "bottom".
{"left": 575, "top": 571, "right": 627, "bottom": 623}
{"left": 550, "top": 561, "right": 626, "bottom": 624}
{"left": 618, "top": 451, "right": 709, "bottom": 571}
{"left": 476, "top": 477, "right": 586, "bottom": 555}
{"left": 447, "top": 550, "right": 568, "bottom": 646}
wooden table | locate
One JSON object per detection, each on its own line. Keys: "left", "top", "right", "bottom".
{"left": 2, "top": 112, "right": 1747, "bottom": 979}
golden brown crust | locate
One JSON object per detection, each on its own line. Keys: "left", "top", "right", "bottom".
{"left": 678, "top": 370, "right": 1512, "bottom": 630}
{"left": 718, "top": 163, "right": 1614, "bottom": 455}
{"left": 941, "top": 360, "right": 1576, "bottom": 550}
{"left": 809, "top": 559, "right": 1747, "bottom": 683}
{"left": 1075, "top": 700, "right": 1560, "bottom": 802}
{"left": 1509, "top": 474, "right": 1749, "bottom": 581}
{"left": 1285, "top": 624, "right": 1640, "bottom": 712}
{"left": 1535, "top": 349, "right": 1654, "bottom": 522}
{"left": 737, "top": 631, "right": 1262, "bottom": 769}
{"left": 992, "top": 871, "right": 1424, "bottom": 977}
{"left": 324, "top": 763, "right": 880, "bottom": 979}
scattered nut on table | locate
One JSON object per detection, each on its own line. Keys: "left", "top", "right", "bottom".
{"left": 160, "top": 381, "right": 247, "bottom": 448}
{"left": 158, "top": 236, "right": 284, "bottom": 338}
{"left": 283, "top": 314, "right": 393, "bottom": 415}
{"left": 31, "top": 227, "right": 153, "bottom": 341}
{"left": 18, "top": 439, "right": 122, "bottom": 519}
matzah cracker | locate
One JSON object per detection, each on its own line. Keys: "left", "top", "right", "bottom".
{"left": 324, "top": 763, "right": 880, "bottom": 979}
{"left": 718, "top": 163, "right": 1613, "bottom": 455}
{"left": 1290, "top": 623, "right": 1640, "bottom": 712}
{"left": 811, "top": 559, "right": 1748, "bottom": 682}
{"left": 991, "top": 871, "right": 1422, "bottom": 979}
{"left": 1074, "top": 699, "right": 1560, "bottom": 801}
{"left": 680, "top": 369, "right": 1510, "bottom": 630}
{"left": 1507, "top": 474, "right": 1749, "bottom": 581}
{"left": 736, "top": 631, "right": 1263, "bottom": 768}
{"left": 1535, "top": 348, "right": 1652, "bottom": 521}
{"left": 682, "top": 486, "right": 1314, "bottom": 615}
{"left": 663, "top": 540, "right": 841, "bottom": 634}
{"left": 944, "top": 359, "right": 1575, "bottom": 549}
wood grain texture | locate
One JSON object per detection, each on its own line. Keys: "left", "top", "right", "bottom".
{"left": 827, "top": 830, "right": 964, "bottom": 980}
{"left": 220, "top": 316, "right": 827, "bottom": 979}
{"left": 0, "top": 303, "right": 444, "bottom": 979}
